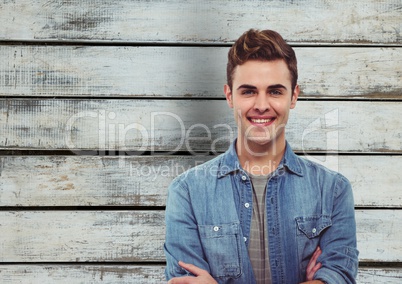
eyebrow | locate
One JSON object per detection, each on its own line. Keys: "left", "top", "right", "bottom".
{"left": 236, "top": 84, "right": 287, "bottom": 90}
{"left": 237, "top": 84, "right": 257, "bottom": 90}
{"left": 268, "top": 84, "right": 287, "bottom": 90}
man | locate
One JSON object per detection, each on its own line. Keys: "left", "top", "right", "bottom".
{"left": 164, "top": 29, "right": 358, "bottom": 283}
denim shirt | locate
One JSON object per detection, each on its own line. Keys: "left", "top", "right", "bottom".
{"left": 164, "top": 141, "right": 358, "bottom": 283}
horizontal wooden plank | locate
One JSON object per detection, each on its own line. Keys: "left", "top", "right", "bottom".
{"left": 0, "top": 265, "right": 401, "bottom": 283}
{"left": 0, "top": 155, "right": 401, "bottom": 208}
{"left": 0, "top": 210, "right": 400, "bottom": 262}
{"left": 0, "top": 0, "right": 400, "bottom": 44}
{"left": 356, "top": 210, "right": 402, "bottom": 262}
{"left": 0, "top": 211, "right": 166, "bottom": 262}
{"left": 0, "top": 46, "right": 401, "bottom": 99}
{"left": 0, "top": 265, "right": 166, "bottom": 284}
{"left": 0, "top": 99, "right": 401, "bottom": 153}
{"left": 357, "top": 267, "right": 402, "bottom": 283}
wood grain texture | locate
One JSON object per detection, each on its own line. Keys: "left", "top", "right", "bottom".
{"left": 0, "top": 0, "right": 401, "bottom": 44}
{"left": 0, "top": 265, "right": 166, "bottom": 284}
{"left": 0, "top": 265, "right": 401, "bottom": 283}
{"left": 0, "top": 0, "right": 400, "bottom": 280}
{"left": 356, "top": 210, "right": 402, "bottom": 262}
{"left": 0, "top": 99, "right": 401, "bottom": 153}
{"left": 0, "top": 210, "right": 400, "bottom": 262}
{"left": 0, "top": 211, "right": 166, "bottom": 262}
{"left": 0, "top": 155, "right": 401, "bottom": 208}
{"left": 357, "top": 267, "right": 402, "bottom": 284}
{"left": 0, "top": 46, "right": 401, "bottom": 99}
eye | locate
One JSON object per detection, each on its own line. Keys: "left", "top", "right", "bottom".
{"left": 241, "top": 89, "right": 256, "bottom": 95}
{"left": 269, "top": 89, "right": 282, "bottom": 96}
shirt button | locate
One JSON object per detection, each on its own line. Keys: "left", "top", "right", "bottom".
{"left": 312, "top": 228, "right": 317, "bottom": 233}
{"left": 241, "top": 175, "right": 247, "bottom": 181}
{"left": 213, "top": 226, "right": 219, "bottom": 232}
{"left": 244, "top": 237, "right": 247, "bottom": 242}
{"left": 244, "top": 203, "right": 250, "bottom": 208}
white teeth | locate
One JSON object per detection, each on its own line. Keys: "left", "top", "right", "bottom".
{"left": 250, "top": 118, "right": 273, "bottom": 123}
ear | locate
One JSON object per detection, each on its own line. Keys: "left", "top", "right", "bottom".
{"left": 290, "top": 84, "right": 300, "bottom": 109}
{"left": 224, "top": 84, "right": 233, "bottom": 108}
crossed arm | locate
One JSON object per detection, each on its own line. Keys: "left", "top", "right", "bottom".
{"left": 167, "top": 247, "right": 324, "bottom": 284}
{"left": 165, "top": 175, "right": 358, "bottom": 283}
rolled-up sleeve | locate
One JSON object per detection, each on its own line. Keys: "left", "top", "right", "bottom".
{"left": 164, "top": 178, "right": 210, "bottom": 280}
{"left": 314, "top": 175, "right": 359, "bottom": 284}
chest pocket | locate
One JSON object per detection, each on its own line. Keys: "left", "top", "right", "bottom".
{"left": 198, "top": 222, "right": 242, "bottom": 279}
{"left": 296, "top": 215, "right": 332, "bottom": 238}
{"left": 295, "top": 215, "right": 332, "bottom": 281}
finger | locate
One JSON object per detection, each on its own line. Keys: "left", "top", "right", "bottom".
{"left": 306, "top": 256, "right": 317, "bottom": 272}
{"left": 308, "top": 247, "right": 322, "bottom": 268}
{"left": 306, "top": 263, "right": 322, "bottom": 281}
{"left": 306, "top": 256, "right": 320, "bottom": 274}
{"left": 178, "top": 261, "right": 207, "bottom": 277}
{"left": 312, "top": 246, "right": 321, "bottom": 260}
{"left": 306, "top": 247, "right": 322, "bottom": 280}
{"left": 311, "top": 262, "right": 322, "bottom": 274}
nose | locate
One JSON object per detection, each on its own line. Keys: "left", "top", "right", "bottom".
{"left": 254, "top": 92, "right": 270, "bottom": 113}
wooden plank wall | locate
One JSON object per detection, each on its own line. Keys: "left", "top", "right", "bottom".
{"left": 0, "top": 1, "right": 401, "bottom": 283}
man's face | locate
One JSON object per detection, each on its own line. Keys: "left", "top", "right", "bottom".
{"left": 224, "top": 59, "right": 299, "bottom": 150}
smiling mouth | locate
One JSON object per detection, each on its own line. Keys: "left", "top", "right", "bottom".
{"left": 249, "top": 118, "right": 275, "bottom": 124}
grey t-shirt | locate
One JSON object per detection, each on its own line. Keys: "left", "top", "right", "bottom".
{"left": 248, "top": 173, "right": 272, "bottom": 283}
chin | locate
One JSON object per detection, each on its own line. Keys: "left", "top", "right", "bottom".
{"left": 247, "top": 137, "right": 273, "bottom": 146}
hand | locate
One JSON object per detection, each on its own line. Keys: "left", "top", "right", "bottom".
{"left": 167, "top": 261, "right": 218, "bottom": 284}
{"left": 301, "top": 246, "right": 322, "bottom": 283}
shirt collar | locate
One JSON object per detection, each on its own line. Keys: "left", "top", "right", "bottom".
{"left": 281, "top": 141, "right": 303, "bottom": 176}
{"left": 217, "top": 140, "right": 303, "bottom": 178}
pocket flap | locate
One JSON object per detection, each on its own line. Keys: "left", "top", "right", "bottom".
{"left": 296, "top": 216, "right": 332, "bottom": 238}
{"left": 198, "top": 222, "right": 239, "bottom": 238}
{"left": 197, "top": 222, "right": 242, "bottom": 278}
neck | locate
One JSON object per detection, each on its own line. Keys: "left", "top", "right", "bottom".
{"left": 236, "top": 138, "right": 286, "bottom": 175}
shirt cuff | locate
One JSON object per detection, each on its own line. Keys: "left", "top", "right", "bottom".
{"left": 314, "top": 267, "right": 353, "bottom": 284}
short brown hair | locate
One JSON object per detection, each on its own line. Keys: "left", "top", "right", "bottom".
{"left": 226, "top": 29, "right": 298, "bottom": 92}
